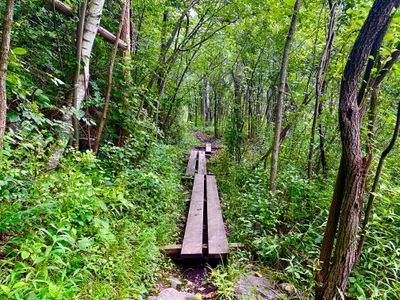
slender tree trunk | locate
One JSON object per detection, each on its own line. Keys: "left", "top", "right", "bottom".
{"left": 162, "top": 46, "right": 201, "bottom": 130}
{"left": 72, "top": 1, "right": 89, "bottom": 148}
{"left": 195, "top": 96, "right": 198, "bottom": 127}
{"left": 203, "top": 78, "right": 211, "bottom": 125}
{"left": 214, "top": 85, "right": 218, "bottom": 138}
{"left": 316, "top": 2, "right": 399, "bottom": 298}
{"left": 307, "top": 1, "right": 337, "bottom": 179}
{"left": 0, "top": 0, "right": 15, "bottom": 147}
{"left": 318, "top": 102, "right": 327, "bottom": 176}
{"left": 75, "top": 0, "right": 106, "bottom": 120}
{"left": 357, "top": 100, "right": 400, "bottom": 259}
{"left": 93, "top": 1, "right": 127, "bottom": 154}
{"left": 45, "top": 0, "right": 128, "bottom": 50}
{"left": 48, "top": 0, "right": 87, "bottom": 168}
{"left": 269, "top": 0, "right": 301, "bottom": 193}
{"left": 148, "top": 0, "right": 198, "bottom": 91}
{"left": 120, "top": 0, "right": 131, "bottom": 56}
{"left": 48, "top": 0, "right": 105, "bottom": 169}
{"left": 233, "top": 62, "right": 243, "bottom": 162}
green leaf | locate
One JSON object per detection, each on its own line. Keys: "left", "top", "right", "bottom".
{"left": 21, "top": 251, "right": 30, "bottom": 260}
{"left": 7, "top": 111, "right": 20, "bottom": 122}
{"left": 0, "top": 285, "right": 10, "bottom": 295}
{"left": 13, "top": 47, "right": 27, "bottom": 55}
{"left": 48, "top": 282, "right": 59, "bottom": 297}
{"left": 77, "top": 238, "right": 92, "bottom": 250}
{"left": 12, "top": 282, "right": 27, "bottom": 289}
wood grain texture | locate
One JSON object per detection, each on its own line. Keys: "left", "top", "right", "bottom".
{"left": 206, "top": 175, "right": 228, "bottom": 257}
{"left": 206, "top": 143, "right": 212, "bottom": 154}
{"left": 185, "top": 150, "right": 198, "bottom": 176}
{"left": 181, "top": 174, "right": 205, "bottom": 258}
{"left": 198, "top": 151, "right": 207, "bottom": 175}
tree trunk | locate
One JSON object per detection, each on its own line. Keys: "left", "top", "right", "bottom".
{"left": 148, "top": 0, "right": 198, "bottom": 91}
{"left": 203, "top": 78, "right": 211, "bottom": 125}
{"left": 269, "top": 0, "right": 300, "bottom": 193}
{"left": 45, "top": 0, "right": 128, "bottom": 50}
{"left": 307, "top": 1, "right": 337, "bottom": 179}
{"left": 75, "top": 0, "right": 106, "bottom": 117}
{"left": 214, "top": 85, "right": 218, "bottom": 138}
{"left": 317, "top": 1, "right": 399, "bottom": 298}
{"left": 48, "top": 0, "right": 105, "bottom": 169}
{"left": 0, "top": 0, "right": 15, "bottom": 147}
{"left": 120, "top": 0, "right": 131, "bottom": 56}
{"left": 357, "top": 100, "right": 400, "bottom": 259}
{"left": 93, "top": 1, "right": 127, "bottom": 154}
{"left": 233, "top": 62, "right": 243, "bottom": 162}
{"left": 318, "top": 102, "right": 327, "bottom": 176}
{"left": 161, "top": 46, "right": 201, "bottom": 131}
{"left": 48, "top": 0, "right": 88, "bottom": 169}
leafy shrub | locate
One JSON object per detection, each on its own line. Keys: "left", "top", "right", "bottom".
{"left": 0, "top": 129, "right": 185, "bottom": 299}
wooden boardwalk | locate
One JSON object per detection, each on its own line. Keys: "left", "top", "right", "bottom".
{"left": 206, "top": 143, "right": 212, "bottom": 154}
{"left": 207, "top": 175, "right": 228, "bottom": 257}
{"left": 185, "top": 150, "right": 198, "bottom": 176}
{"left": 168, "top": 143, "right": 229, "bottom": 259}
{"left": 181, "top": 174, "right": 205, "bottom": 258}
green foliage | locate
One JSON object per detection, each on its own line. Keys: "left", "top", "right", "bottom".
{"left": 0, "top": 129, "right": 185, "bottom": 299}
{"left": 209, "top": 254, "right": 251, "bottom": 300}
{"left": 211, "top": 138, "right": 400, "bottom": 298}
{"left": 2, "top": 0, "right": 400, "bottom": 298}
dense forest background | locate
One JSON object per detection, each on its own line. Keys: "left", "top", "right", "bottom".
{"left": 0, "top": 0, "right": 399, "bottom": 299}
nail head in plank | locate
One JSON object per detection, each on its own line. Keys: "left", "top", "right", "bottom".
{"left": 206, "top": 175, "right": 228, "bottom": 256}
{"left": 181, "top": 174, "right": 205, "bottom": 258}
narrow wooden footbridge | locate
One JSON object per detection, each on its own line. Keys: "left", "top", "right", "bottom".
{"left": 163, "top": 143, "right": 238, "bottom": 260}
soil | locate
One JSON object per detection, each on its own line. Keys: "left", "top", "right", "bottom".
{"left": 153, "top": 265, "right": 217, "bottom": 299}
{"left": 192, "top": 132, "right": 220, "bottom": 149}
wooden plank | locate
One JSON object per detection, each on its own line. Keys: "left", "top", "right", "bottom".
{"left": 206, "top": 175, "right": 228, "bottom": 257}
{"left": 198, "top": 151, "right": 207, "bottom": 175}
{"left": 162, "top": 244, "right": 207, "bottom": 259}
{"left": 206, "top": 143, "right": 212, "bottom": 154}
{"left": 181, "top": 175, "right": 205, "bottom": 258}
{"left": 162, "top": 243, "right": 246, "bottom": 259}
{"left": 185, "top": 150, "right": 198, "bottom": 176}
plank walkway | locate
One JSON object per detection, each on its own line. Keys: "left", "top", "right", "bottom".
{"left": 178, "top": 143, "right": 228, "bottom": 259}
{"left": 198, "top": 151, "right": 207, "bottom": 175}
{"left": 207, "top": 175, "right": 229, "bottom": 257}
{"left": 181, "top": 174, "right": 204, "bottom": 258}
{"left": 206, "top": 143, "right": 212, "bottom": 154}
{"left": 185, "top": 150, "right": 198, "bottom": 176}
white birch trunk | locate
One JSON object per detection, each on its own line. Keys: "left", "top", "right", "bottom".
{"left": 75, "top": 0, "right": 106, "bottom": 111}
{"left": 48, "top": 0, "right": 105, "bottom": 169}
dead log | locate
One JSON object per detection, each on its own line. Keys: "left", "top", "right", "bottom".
{"left": 45, "top": 0, "right": 128, "bottom": 50}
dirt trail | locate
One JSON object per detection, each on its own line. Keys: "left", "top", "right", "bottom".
{"left": 192, "top": 132, "right": 219, "bottom": 149}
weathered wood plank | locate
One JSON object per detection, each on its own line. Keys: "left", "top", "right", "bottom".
{"left": 185, "top": 150, "right": 198, "bottom": 176}
{"left": 162, "top": 243, "right": 246, "bottom": 259}
{"left": 206, "top": 143, "right": 212, "bottom": 154}
{"left": 206, "top": 175, "right": 228, "bottom": 257}
{"left": 181, "top": 174, "right": 205, "bottom": 258}
{"left": 198, "top": 151, "right": 207, "bottom": 175}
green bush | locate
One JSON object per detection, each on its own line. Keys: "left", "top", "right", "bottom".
{"left": 0, "top": 130, "right": 185, "bottom": 299}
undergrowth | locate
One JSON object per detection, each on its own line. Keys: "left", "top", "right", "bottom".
{"left": 0, "top": 128, "right": 186, "bottom": 299}
{"left": 209, "top": 147, "right": 400, "bottom": 299}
